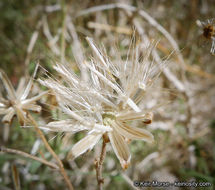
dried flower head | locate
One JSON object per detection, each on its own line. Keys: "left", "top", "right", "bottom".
{"left": 39, "top": 37, "right": 164, "bottom": 169}
{"left": 197, "top": 18, "right": 215, "bottom": 55}
{"left": 0, "top": 65, "right": 48, "bottom": 125}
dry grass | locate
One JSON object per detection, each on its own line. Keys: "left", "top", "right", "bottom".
{"left": 0, "top": 1, "right": 215, "bottom": 190}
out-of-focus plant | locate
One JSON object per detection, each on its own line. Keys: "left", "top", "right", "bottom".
{"left": 0, "top": 65, "right": 74, "bottom": 190}
{"left": 0, "top": 65, "right": 48, "bottom": 125}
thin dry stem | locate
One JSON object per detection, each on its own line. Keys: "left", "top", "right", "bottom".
{"left": 3, "top": 123, "right": 10, "bottom": 142}
{"left": 76, "top": 3, "right": 185, "bottom": 65}
{"left": 132, "top": 17, "right": 185, "bottom": 93}
{"left": 60, "top": 3, "right": 67, "bottom": 64}
{"left": 67, "top": 16, "right": 88, "bottom": 82}
{"left": 95, "top": 135, "right": 108, "bottom": 190}
{"left": 87, "top": 22, "right": 132, "bottom": 35}
{"left": 0, "top": 146, "right": 59, "bottom": 170}
{"left": 191, "top": 127, "right": 210, "bottom": 140}
{"left": 24, "top": 20, "right": 42, "bottom": 77}
{"left": 11, "top": 164, "right": 21, "bottom": 190}
{"left": 42, "top": 16, "right": 60, "bottom": 55}
{"left": 121, "top": 173, "right": 139, "bottom": 190}
{"left": 28, "top": 114, "right": 74, "bottom": 190}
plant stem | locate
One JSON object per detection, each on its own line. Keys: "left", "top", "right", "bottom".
{"left": 60, "top": 1, "right": 67, "bottom": 64}
{"left": 0, "top": 146, "right": 59, "bottom": 170}
{"left": 28, "top": 114, "right": 74, "bottom": 190}
{"left": 95, "top": 135, "right": 108, "bottom": 190}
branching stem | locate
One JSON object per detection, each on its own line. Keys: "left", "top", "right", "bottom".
{"left": 28, "top": 114, "right": 74, "bottom": 190}
{"left": 0, "top": 146, "right": 58, "bottom": 170}
{"left": 95, "top": 135, "right": 108, "bottom": 190}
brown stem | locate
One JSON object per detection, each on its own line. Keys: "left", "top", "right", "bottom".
{"left": 95, "top": 134, "right": 108, "bottom": 190}
{"left": 28, "top": 114, "right": 74, "bottom": 190}
{"left": 11, "top": 164, "right": 21, "bottom": 190}
{"left": 0, "top": 146, "right": 58, "bottom": 170}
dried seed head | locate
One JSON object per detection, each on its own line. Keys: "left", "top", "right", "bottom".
{"left": 39, "top": 37, "right": 165, "bottom": 168}
{"left": 0, "top": 66, "right": 48, "bottom": 125}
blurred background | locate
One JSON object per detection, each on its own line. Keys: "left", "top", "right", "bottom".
{"left": 0, "top": 0, "right": 215, "bottom": 189}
